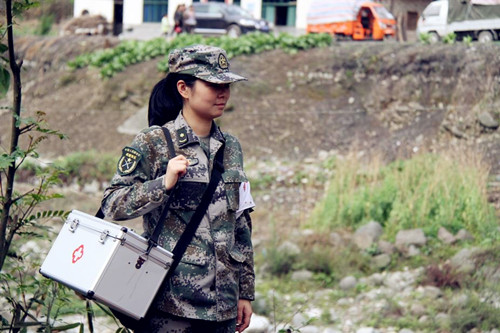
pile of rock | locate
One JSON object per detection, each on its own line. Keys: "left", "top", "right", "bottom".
{"left": 249, "top": 220, "right": 500, "bottom": 332}
{"left": 61, "top": 14, "right": 110, "bottom": 36}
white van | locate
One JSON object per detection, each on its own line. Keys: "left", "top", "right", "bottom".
{"left": 417, "top": 0, "right": 500, "bottom": 43}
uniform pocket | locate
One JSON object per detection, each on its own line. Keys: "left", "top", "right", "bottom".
{"left": 222, "top": 169, "right": 247, "bottom": 212}
{"left": 170, "top": 181, "right": 206, "bottom": 210}
{"left": 178, "top": 243, "right": 209, "bottom": 266}
{"left": 179, "top": 254, "right": 208, "bottom": 266}
{"left": 223, "top": 247, "right": 244, "bottom": 276}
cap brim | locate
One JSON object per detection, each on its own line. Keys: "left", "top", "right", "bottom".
{"left": 196, "top": 72, "right": 247, "bottom": 84}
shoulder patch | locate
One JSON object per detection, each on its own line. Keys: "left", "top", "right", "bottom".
{"left": 117, "top": 147, "right": 142, "bottom": 175}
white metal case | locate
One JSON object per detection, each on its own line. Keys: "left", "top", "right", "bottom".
{"left": 40, "top": 210, "right": 173, "bottom": 320}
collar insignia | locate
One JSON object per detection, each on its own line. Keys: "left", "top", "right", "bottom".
{"left": 218, "top": 53, "right": 228, "bottom": 70}
{"left": 177, "top": 128, "right": 189, "bottom": 144}
{"left": 117, "top": 147, "right": 141, "bottom": 175}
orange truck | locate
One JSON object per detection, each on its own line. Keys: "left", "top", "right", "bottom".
{"left": 306, "top": 0, "right": 396, "bottom": 41}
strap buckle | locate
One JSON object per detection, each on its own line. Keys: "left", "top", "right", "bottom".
{"left": 146, "top": 239, "right": 157, "bottom": 255}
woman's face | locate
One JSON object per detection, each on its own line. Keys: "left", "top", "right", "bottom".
{"left": 181, "top": 79, "right": 231, "bottom": 121}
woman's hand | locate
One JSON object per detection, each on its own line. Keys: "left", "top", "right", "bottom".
{"left": 164, "top": 155, "right": 189, "bottom": 190}
{"left": 236, "top": 299, "right": 252, "bottom": 332}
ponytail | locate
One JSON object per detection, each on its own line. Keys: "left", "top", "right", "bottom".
{"left": 148, "top": 73, "right": 197, "bottom": 127}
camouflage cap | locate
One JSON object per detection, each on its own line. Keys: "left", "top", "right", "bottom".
{"left": 168, "top": 44, "right": 247, "bottom": 84}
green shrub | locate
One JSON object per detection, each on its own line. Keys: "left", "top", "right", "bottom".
{"left": 308, "top": 150, "right": 498, "bottom": 241}
{"left": 18, "top": 151, "right": 119, "bottom": 187}
{"left": 450, "top": 292, "right": 500, "bottom": 332}
{"left": 68, "top": 32, "right": 333, "bottom": 78}
{"left": 262, "top": 241, "right": 298, "bottom": 277}
{"left": 259, "top": 220, "right": 299, "bottom": 276}
{"left": 419, "top": 32, "right": 431, "bottom": 44}
{"left": 443, "top": 32, "right": 457, "bottom": 44}
{"left": 53, "top": 150, "right": 117, "bottom": 186}
{"left": 36, "top": 14, "right": 54, "bottom": 35}
{"left": 462, "top": 35, "right": 473, "bottom": 47}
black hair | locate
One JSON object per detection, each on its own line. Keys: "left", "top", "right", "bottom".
{"left": 148, "top": 73, "right": 197, "bottom": 127}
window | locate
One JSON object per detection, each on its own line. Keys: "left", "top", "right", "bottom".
{"left": 423, "top": 3, "right": 441, "bottom": 17}
{"left": 374, "top": 6, "right": 395, "bottom": 20}
{"left": 195, "top": 4, "right": 209, "bottom": 14}
{"left": 143, "top": 0, "right": 168, "bottom": 22}
{"left": 226, "top": 5, "right": 252, "bottom": 18}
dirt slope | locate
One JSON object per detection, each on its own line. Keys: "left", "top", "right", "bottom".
{"left": 1, "top": 36, "right": 499, "bottom": 177}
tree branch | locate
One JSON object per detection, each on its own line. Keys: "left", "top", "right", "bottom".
{"left": 0, "top": 0, "right": 23, "bottom": 272}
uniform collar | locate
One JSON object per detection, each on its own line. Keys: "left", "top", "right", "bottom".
{"left": 174, "top": 112, "right": 225, "bottom": 148}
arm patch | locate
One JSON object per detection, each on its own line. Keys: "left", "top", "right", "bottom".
{"left": 117, "top": 147, "right": 142, "bottom": 175}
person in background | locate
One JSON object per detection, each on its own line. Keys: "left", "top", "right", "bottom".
{"left": 161, "top": 13, "right": 170, "bottom": 36}
{"left": 101, "top": 44, "right": 255, "bottom": 333}
{"left": 183, "top": 5, "right": 197, "bottom": 34}
{"left": 173, "top": 4, "right": 186, "bottom": 34}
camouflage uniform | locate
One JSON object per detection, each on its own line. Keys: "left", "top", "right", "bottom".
{"left": 101, "top": 113, "right": 255, "bottom": 323}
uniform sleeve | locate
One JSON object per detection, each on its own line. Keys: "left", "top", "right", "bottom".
{"left": 101, "top": 130, "right": 170, "bottom": 220}
{"left": 223, "top": 133, "right": 256, "bottom": 300}
{"left": 235, "top": 209, "right": 255, "bottom": 301}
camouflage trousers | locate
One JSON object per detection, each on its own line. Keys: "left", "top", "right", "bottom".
{"left": 134, "top": 311, "right": 237, "bottom": 333}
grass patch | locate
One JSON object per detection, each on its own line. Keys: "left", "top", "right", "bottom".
{"left": 308, "top": 149, "right": 498, "bottom": 242}
{"left": 19, "top": 150, "right": 118, "bottom": 188}
{"left": 450, "top": 292, "right": 500, "bottom": 332}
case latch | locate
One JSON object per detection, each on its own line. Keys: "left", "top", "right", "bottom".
{"left": 99, "top": 230, "right": 110, "bottom": 243}
{"left": 68, "top": 219, "right": 79, "bottom": 232}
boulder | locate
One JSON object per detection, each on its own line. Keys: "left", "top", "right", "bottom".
{"left": 62, "top": 14, "right": 110, "bottom": 36}
{"left": 353, "top": 221, "right": 384, "bottom": 250}
{"left": 245, "top": 314, "right": 270, "bottom": 333}
{"left": 437, "top": 227, "right": 456, "bottom": 244}
{"left": 395, "top": 229, "right": 427, "bottom": 251}
{"left": 478, "top": 111, "right": 499, "bottom": 129}
{"left": 339, "top": 275, "right": 357, "bottom": 290}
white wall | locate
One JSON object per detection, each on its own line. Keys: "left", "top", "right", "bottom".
{"left": 296, "top": 0, "right": 311, "bottom": 29}
{"left": 241, "top": 0, "right": 262, "bottom": 19}
{"left": 123, "top": 0, "right": 144, "bottom": 25}
{"left": 74, "top": 0, "right": 311, "bottom": 29}
{"left": 74, "top": 0, "right": 114, "bottom": 22}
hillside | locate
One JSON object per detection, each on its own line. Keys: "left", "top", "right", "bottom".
{"left": 3, "top": 36, "right": 498, "bottom": 166}
{"left": 2, "top": 35, "right": 499, "bottom": 211}
{"left": 2, "top": 34, "right": 500, "bottom": 332}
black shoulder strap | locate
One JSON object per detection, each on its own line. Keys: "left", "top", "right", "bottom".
{"left": 146, "top": 127, "right": 177, "bottom": 248}
{"left": 162, "top": 126, "right": 176, "bottom": 158}
{"left": 165, "top": 144, "right": 224, "bottom": 279}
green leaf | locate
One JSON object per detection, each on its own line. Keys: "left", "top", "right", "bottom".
{"left": 0, "top": 154, "right": 15, "bottom": 169}
{"left": 12, "top": 0, "right": 39, "bottom": 16}
{"left": 0, "top": 43, "right": 8, "bottom": 53}
{"left": 0, "top": 66, "right": 10, "bottom": 97}
{"left": 52, "top": 322, "right": 82, "bottom": 331}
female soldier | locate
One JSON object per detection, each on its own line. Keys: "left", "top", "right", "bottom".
{"left": 101, "top": 45, "right": 254, "bottom": 333}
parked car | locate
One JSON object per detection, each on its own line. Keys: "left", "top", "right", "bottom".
{"left": 307, "top": 0, "right": 396, "bottom": 41}
{"left": 416, "top": 0, "right": 500, "bottom": 43}
{"left": 192, "top": 2, "right": 272, "bottom": 37}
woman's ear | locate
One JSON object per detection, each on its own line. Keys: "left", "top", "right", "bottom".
{"left": 177, "top": 80, "right": 190, "bottom": 99}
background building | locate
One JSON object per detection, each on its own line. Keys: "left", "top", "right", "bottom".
{"left": 73, "top": 0, "right": 433, "bottom": 39}
{"left": 378, "top": 0, "right": 432, "bottom": 40}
